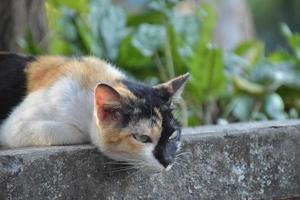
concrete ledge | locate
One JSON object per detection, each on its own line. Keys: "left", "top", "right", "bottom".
{"left": 1, "top": 120, "right": 300, "bottom": 200}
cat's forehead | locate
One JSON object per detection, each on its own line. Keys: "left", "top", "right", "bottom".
{"left": 121, "top": 79, "right": 165, "bottom": 106}
{"left": 122, "top": 102, "right": 163, "bottom": 129}
{"left": 119, "top": 79, "right": 170, "bottom": 126}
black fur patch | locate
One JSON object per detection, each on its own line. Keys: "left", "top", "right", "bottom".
{"left": 153, "top": 107, "right": 181, "bottom": 167}
{"left": 0, "top": 53, "right": 35, "bottom": 123}
{"left": 121, "top": 79, "right": 164, "bottom": 125}
{"left": 122, "top": 79, "right": 181, "bottom": 167}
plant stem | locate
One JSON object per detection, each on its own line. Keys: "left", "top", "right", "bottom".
{"left": 164, "top": 28, "right": 175, "bottom": 79}
{"left": 154, "top": 53, "right": 168, "bottom": 81}
{"left": 179, "top": 99, "right": 188, "bottom": 126}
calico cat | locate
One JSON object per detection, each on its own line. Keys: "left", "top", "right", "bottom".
{"left": 0, "top": 53, "right": 189, "bottom": 172}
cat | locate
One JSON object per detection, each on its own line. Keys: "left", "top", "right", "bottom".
{"left": 0, "top": 53, "right": 189, "bottom": 172}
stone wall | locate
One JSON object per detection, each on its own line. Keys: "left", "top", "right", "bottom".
{"left": 1, "top": 120, "right": 300, "bottom": 200}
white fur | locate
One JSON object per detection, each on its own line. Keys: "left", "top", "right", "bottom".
{"left": 0, "top": 77, "right": 92, "bottom": 147}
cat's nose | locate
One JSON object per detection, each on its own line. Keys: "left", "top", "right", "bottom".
{"left": 161, "top": 156, "right": 173, "bottom": 168}
{"left": 153, "top": 147, "right": 174, "bottom": 168}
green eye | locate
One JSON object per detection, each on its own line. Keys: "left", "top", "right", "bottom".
{"left": 169, "top": 131, "right": 178, "bottom": 140}
{"left": 132, "top": 134, "right": 152, "bottom": 143}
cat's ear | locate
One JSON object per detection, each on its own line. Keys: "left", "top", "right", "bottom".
{"left": 94, "top": 83, "right": 123, "bottom": 123}
{"left": 154, "top": 73, "right": 190, "bottom": 103}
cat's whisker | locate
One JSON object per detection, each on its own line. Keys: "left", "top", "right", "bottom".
{"left": 127, "top": 168, "right": 143, "bottom": 177}
{"left": 104, "top": 158, "right": 143, "bottom": 165}
{"left": 103, "top": 160, "right": 126, "bottom": 164}
{"left": 106, "top": 163, "right": 145, "bottom": 170}
{"left": 175, "top": 154, "right": 186, "bottom": 159}
{"left": 173, "top": 156, "right": 186, "bottom": 164}
{"left": 110, "top": 167, "right": 136, "bottom": 171}
{"left": 175, "top": 155, "right": 186, "bottom": 161}
{"left": 174, "top": 156, "right": 184, "bottom": 164}
{"left": 109, "top": 165, "right": 142, "bottom": 173}
{"left": 176, "top": 151, "right": 192, "bottom": 156}
{"left": 104, "top": 159, "right": 146, "bottom": 171}
{"left": 125, "top": 162, "right": 151, "bottom": 177}
{"left": 120, "top": 158, "right": 142, "bottom": 162}
{"left": 176, "top": 152, "right": 192, "bottom": 159}
{"left": 104, "top": 161, "right": 134, "bottom": 165}
{"left": 105, "top": 163, "right": 135, "bottom": 167}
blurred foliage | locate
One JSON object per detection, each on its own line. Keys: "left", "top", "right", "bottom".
{"left": 224, "top": 24, "right": 300, "bottom": 123}
{"left": 248, "top": 0, "right": 300, "bottom": 52}
{"left": 20, "top": 0, "right": 300, "bottom": 126}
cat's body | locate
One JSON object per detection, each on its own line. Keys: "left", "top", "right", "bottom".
{"left": 0, "top": 53, "right": 189, "bottom": 171}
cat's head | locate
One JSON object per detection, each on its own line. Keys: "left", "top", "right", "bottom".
{"left": 93, "top": 73, "right": 189, "bottom": 172}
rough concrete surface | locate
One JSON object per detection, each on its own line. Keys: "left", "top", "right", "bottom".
{"left": 0, "top": 120, "right": 300, "bottom": 200}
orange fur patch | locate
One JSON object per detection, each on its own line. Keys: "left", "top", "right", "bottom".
{"left": 150, "top": 107, "right": 163, "bottom": 140}
{"left": 25, "top": 56, "right": 68, "bottom": 92}
{"left": 25, "top": 56, "right": 135, "bottom": 100}
{"left": 99, "top": 126, "right": 143, "bottom": 154}
{"left": 151, "top": 120, "right": 162, "bottom": 141}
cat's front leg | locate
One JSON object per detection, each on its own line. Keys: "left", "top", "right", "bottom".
{"left": 0, "top": 120, "right": 89, "bottom": 148}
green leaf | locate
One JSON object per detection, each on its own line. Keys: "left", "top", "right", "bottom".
{"left": 183, "top": 5, "right": 225, "bottom": 101}
{"left": 196, "top": 5, "right": 216, "bottom": 49}
{"left": 232, "top": 95, "right": 255, "bottom": 121}
{"left": 169, "top": 10, "right": 201, "bottom": 47}
{"left": 289, "top": 108, "right": 299, "bottom": 119}
{"left": 267, "top": 51, "right": 293, "bottom": 63}
{"left": 252, "top": 112, "right": 268, "bottom": 121}
{"left": 131, "top": 24, "right": 166, "bottom": 57}
{"left": 74, "top": 17, "right": 95, "bottom": 53}
{"left": 233, "top": 75, "right": 264, "bottom": 95}
{"left": 263, "top": 93, "right": 287, "bottom": 120}
{"left": 165, "top": 24, "right": 186, "bottom": 71}
{"left": 89, "top": 0, "right": 128, "bottom": 60}
{"left": 127, "top": 11, "right": 165, "bottom": 26}
{"left": 281, "top": 23, "right": 300, "bottom": 61}
{"left": 233, "top": 40, "right": 265, "bottom": 64}
{"left": 186, "top": 46, "right": 225, "bottom": 101}
{"left": 281, "top": 23, "right": 293, "bottom": 38}
{"left": 116, "top": 35, "right": 153, "bottom": 69}
{"left": 250, "top": 60, "right": 300, "bottom": 90}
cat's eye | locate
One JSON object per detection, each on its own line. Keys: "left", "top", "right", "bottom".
{"left": 132, "top": 134, "right": 152, "bottom": 143}
{"left": 169, "top": 131, "right": 178, "bottom": 140}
